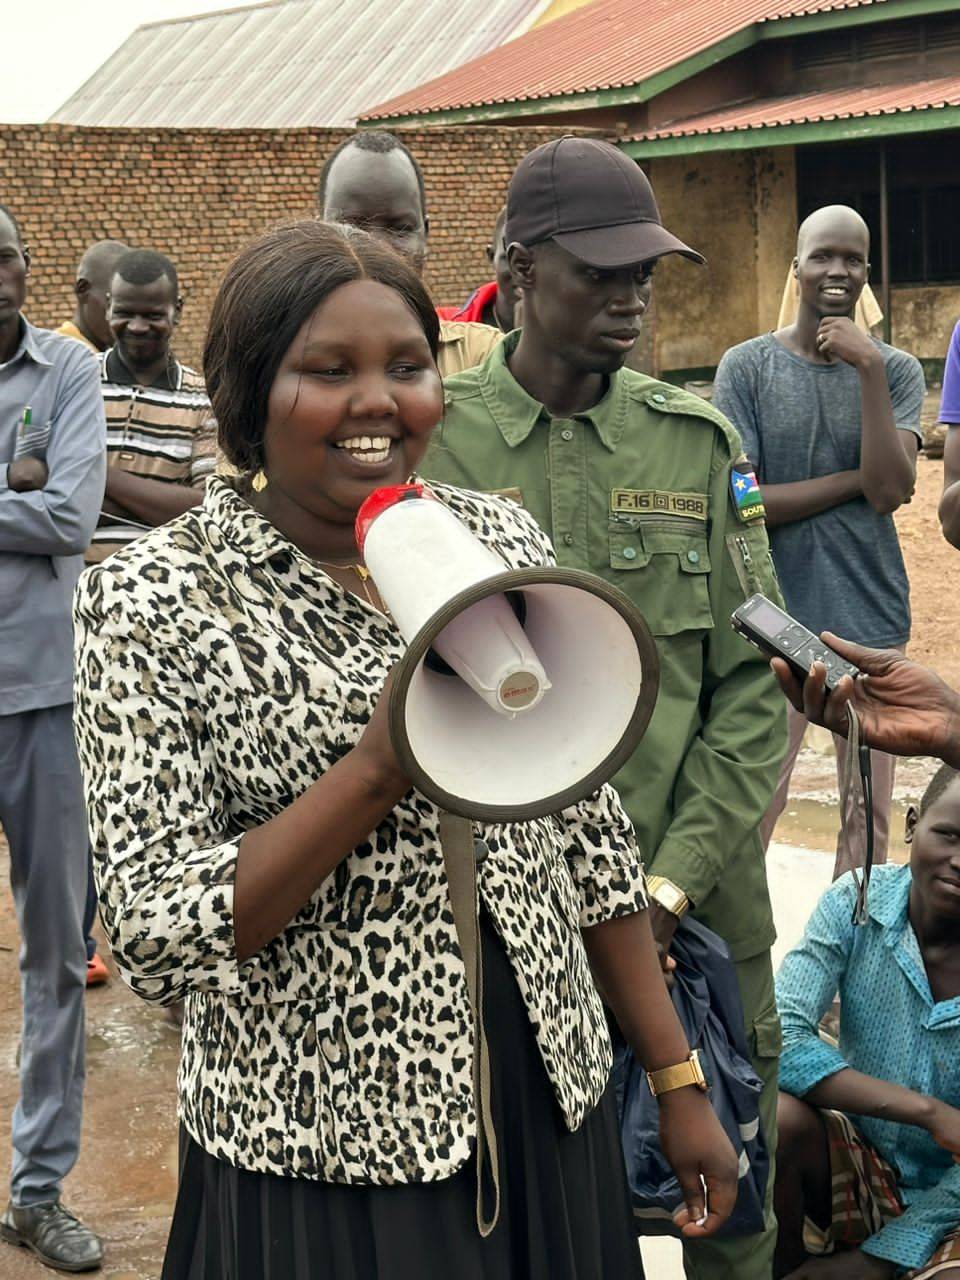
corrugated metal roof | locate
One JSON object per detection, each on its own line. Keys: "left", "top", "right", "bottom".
{"left": 51, "top": 0, "right": 546, "bottom": 128}
{"left": 629, "top": 74, "right": 960, "bottom": 139}
{"left": 362, "top": 0, "right": 888, "bottom": 120}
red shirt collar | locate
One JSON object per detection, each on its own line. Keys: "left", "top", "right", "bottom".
{"left": 438, "top": 280, "right": 499, "bottom": 325}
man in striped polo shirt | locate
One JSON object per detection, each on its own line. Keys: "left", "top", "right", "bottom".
{"left": 87, "top": 249, "right": 216, "bottom": 564}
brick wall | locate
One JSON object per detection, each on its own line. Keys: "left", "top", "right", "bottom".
{"left": 0, "top": 123, "right": 570, "bottom": 367}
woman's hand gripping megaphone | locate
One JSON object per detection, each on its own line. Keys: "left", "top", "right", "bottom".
{"left": 353, "top": 668, "right": 412, "bottom": 796}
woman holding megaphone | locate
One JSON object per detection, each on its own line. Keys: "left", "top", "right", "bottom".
{"left": 73, "top": 220, "right": 737, "bottom": 1279}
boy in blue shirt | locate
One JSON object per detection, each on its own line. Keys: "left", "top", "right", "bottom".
{"left": 774, "top": 765, "right": 960, "bottom": 1280}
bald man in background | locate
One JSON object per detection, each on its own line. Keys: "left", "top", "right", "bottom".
{"left": 714, "top": 204, "right": 925, "bottom": 878}
{"left": 318, "top": 131, "right": 501, "bottom": 379}
{"left": 56, "top": 239, "right": 129, "bottom": 352}
{"left": 54, "top": 239, "right": 129, "bottom": 988}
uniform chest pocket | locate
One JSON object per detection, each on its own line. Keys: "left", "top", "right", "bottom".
{"left": 609, "top": 519, "right": 713, "bottom": 636}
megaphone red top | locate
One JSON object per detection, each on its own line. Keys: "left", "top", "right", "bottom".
{"left": 356, "top": 483, "right": 437, "bottom": 555}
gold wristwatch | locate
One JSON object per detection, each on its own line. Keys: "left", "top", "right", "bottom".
{"left": 646, "top": 875, "right": 690, "bottom": 919}
{"left": 646, "top": 1049, "right": 709, "bottom": 1098}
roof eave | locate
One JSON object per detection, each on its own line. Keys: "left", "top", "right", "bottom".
{"left": 359, "top": 0, "right": 960, "bottom": 127}
{"left": 359, "top": 92, "right": 618, "bottom": 127}
{"left": 754, "top": 0, "right": 954, "bottom": 40}
{"left": 360, "top": 27, "right": 757, "bottom": 125}
{"left": 621, "top": 102, "right": 960, "bottom": 158}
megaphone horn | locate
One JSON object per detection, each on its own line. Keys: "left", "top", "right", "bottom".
{"left": 356, "top": 484, "right": 660, "bottom": 823}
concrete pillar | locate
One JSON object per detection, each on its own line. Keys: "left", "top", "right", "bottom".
{"left": 753, "top": 147, "right": 798, "bottom": 336}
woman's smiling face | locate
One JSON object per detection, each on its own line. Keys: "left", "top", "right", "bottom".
{"left": 261, "top": 278, "right": 443, "bottom": 525}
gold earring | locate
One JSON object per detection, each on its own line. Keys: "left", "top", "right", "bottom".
{"left": 251, "top": 469, "right": 268, "bottom": 492}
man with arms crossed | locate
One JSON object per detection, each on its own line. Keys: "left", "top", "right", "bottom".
{"left": 90, "top": 249, "right": 216, "bottom": 563}
{"left": 0, "top": 204, "right": 106, "bottom": 1272}
{"left": 714, "top": 205, "right": 924, "bottom": 879}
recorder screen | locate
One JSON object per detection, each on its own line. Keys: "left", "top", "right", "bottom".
{"left": 747, "top": 599, "right": 789, "bottom": 634}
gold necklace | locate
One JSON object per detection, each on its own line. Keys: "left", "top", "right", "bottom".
{"left": 307, "top": 474, "right": 422, "bottom": 615}
{"left": 313, "top": 559, "right": 390, "bottom": 616}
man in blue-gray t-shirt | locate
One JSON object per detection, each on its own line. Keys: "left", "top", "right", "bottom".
{"left": 714, "top": 204, "right": 924, "bottom": 880}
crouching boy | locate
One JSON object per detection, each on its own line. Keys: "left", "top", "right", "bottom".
{"left": 773, "top": 765, "right": 960, "bottom": 1280}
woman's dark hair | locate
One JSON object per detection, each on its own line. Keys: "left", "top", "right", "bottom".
{"left": 204, "top": 219, "right": 440, "bottom": 475}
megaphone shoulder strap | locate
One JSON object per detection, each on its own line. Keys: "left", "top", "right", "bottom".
{"left": 437, "top": 812, "right": 501, "bottom": 1238}
{"left": 843, "top": 703, "right": 875, "bottom": 925}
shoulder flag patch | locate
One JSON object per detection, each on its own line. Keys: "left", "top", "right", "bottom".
{"left": 731, "top": 461, "right": 765, "bottom": 523}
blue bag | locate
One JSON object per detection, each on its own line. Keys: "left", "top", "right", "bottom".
{"left": 612, "top": 915, "right": 770, "bottom": 1238}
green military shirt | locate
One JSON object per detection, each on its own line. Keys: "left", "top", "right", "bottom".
{"left": 422, "top": 334, "right": 787, "bottom": 962}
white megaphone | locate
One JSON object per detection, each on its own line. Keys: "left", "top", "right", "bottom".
{"left": 356, "top": 484, "right": 660, "bottom": 822}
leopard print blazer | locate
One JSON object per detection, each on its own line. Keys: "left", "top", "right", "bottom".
{"left": 73, "top": 477, "right": 648, "bottom": 1185}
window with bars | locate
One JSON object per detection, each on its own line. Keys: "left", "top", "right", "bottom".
{"left": 792, "top": 12, "right": 960, "bottom": 72}
{"left": 797, "top": 135, "right": 960, "bottom": 286}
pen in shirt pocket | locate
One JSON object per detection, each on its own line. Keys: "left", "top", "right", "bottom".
{"left": 13, "top": 405, "right": 52, "bottom": 462}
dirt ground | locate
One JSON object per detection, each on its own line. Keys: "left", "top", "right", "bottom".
{"left": 787, "top": 440, "right": 957, "bottom": 811}
{"left": 0, "top": 887, "right": 179, "bottom": 1279}
{"left": 895, "top": 451, "right": 960, "bottom": 686}
{"left": 0, "top": 411, "right": 955, "bottom": 1278}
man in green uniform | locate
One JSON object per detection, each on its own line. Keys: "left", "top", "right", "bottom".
{"left": 422, "top": 137, "right": 787, "bottom": 1280}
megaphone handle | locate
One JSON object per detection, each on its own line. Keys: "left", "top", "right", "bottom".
{"left": 437, "top": 813, "right": 501, "bottom": 1237}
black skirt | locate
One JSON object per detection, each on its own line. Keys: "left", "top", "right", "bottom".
{"left": 162, "top": 911, "right": 644, "bottom": 1279}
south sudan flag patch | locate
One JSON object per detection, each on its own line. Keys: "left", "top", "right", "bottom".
{"left": 731, "top": 461, "right": 765, "bottom": 522}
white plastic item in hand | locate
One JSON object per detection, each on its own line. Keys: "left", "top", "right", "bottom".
{"left": 358, "top": 487, "right": 551, "bottom": 717}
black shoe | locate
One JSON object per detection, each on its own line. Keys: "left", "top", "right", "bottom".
{"left": 0, "top": 1199, "right": 103, "bottom": 1272}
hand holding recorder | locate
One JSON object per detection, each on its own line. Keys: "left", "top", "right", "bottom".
{"left": 733, "top": 595, "right": 960, "bottom": 767}
{"left": 732, "top": 594, "right": 859, "bottom": 693}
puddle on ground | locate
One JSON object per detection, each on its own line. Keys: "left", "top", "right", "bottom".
{"left": 85, "top": 1004, "right": 179, "bottom": 1068}
{"left": 772, "top": 796, "right": 911, "bottom": 864}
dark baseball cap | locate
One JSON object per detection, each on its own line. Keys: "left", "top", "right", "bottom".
{"left": 505, "top": 136, "right": 704, "bottom": 269}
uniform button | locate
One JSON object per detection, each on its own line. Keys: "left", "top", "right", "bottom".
{"left": 622, "top": 545, "right": 637, "bottom": 560}
{"left": 560, "top": 428, "right": 574, "bottom": 441}
{"left": 563, "top": 533, "right": 574, "bottom": 546}
{"left": 686, "top": 549, "right": 700, "bottom": 564}
{"left": 652, "top": 393, "right": 666, "bottom": 404}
